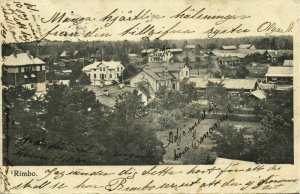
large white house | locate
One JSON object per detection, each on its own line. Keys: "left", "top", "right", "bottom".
{"left": 82, "top": 60, "right": 125, "bottom": 85}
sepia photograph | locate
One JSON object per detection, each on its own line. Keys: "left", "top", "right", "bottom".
{"left": 2, "top": 36, "right": 294, "bottom": 165}
{"left": 0, "top": 0, "right": 299, "bottom": 193}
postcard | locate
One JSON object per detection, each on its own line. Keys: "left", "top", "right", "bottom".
{"left": 0, "top": 0, "right": 299, "bottom": 193}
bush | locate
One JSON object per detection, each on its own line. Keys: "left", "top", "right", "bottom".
{"left": 182, "top": 148, "right": 217, "bottom": 164}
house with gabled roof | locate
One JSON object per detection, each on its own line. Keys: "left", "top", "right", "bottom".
{"left": 60, "top": 50, "right": 83, "bottom": 60}
{"left": 90, "top": 53, "right": 102, "bottom": 62}
{"left": 263, "top": 50, "right": 293, "bottom": 63}
{"left": 217, "top": 56, "right": 241, "bottom": 68}
{"left": 238, "top": 44, "right": 256, "bottom": 49}
{"left": 3, "top": 52, "right": 47, "bottom": 92}
{"left": 147, "top": 48, "right": 184, "bottom": 63}
{"left": 130, "top": 62, "right": 189, "bottom": 91}
{"left": 82, "top": 60, "right": 125, "bottom": 86}
{"left": 265, "top": 66, "right": 293, "bottom": 85}
{"left": 188, "top": 77, "right": 258, "bottom": 99}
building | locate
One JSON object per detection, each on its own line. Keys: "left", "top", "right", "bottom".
{"left": 283, "top": 60, "right": 293, "bottom": 67}
{"left": 238, "top": 44, "right": 256, "bottom": 49}
{"left": 263, "top": 50, "right": 293, "bottom": 63}
{"left": 265, "top": 66, "right": 293, "bottom": 85}
{"left": 130, "top": 62, "right": 189, "bottom": 91}
{"left": 217, "top": 56, "right": 241, "bottom": 68}
{"left": 148, "top": 48, "right": 183, "bottom": 63}
{"left": 90, "top": 53, "right": 102, "bottom": 62}
{"left": 184, "top": 45, "right": 196, "bottom": 53}
{"left": 221, "top": 45, "right": 237, "bottom": 50}
{"left": 82, "top": 60, "right": 125, "bottom": 86}
{"left": 141, "top": 49, "right": 155, "bottom": 57}
{"left": 60, "top": 50, "right": 83, "bottom": 60}
{"left": 250, "top": 89, "right": 266, "bottom": 100}
{"left": 188, "top": 77, "right": 258, "bottom": 99}
{"left": 3, "top": 52, "right": 46, "bottom": 92}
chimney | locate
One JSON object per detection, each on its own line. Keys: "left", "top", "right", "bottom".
{"left": 36, "top": 43, "right": 40, "bottom": 57}
{"left": 13, "top": 50, "right": 18, "bottom": 57}
{"left": 26, "top": 50, "right": 31, "bottom": 57}
{"left": 221, "top": 75, "right": 225, "bottom": 80}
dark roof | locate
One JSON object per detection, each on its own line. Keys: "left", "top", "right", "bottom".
{"left": 266, "top": 50, "right": 293, "bottom": 58}
{"left": 218, "top": 56, "right": 240, "bottom": 61}
{"left": 37, "top": 55, "right": 52, "bottom": 61}
{"left": 143, "top": 67, "right": 175, "bottom": 81}
{"left": 90, "top": 53, "right": 102, "bottom": 58}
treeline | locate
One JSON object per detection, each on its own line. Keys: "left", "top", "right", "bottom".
{"left": 2, "top": 35, "right": 293, "bottom": 64}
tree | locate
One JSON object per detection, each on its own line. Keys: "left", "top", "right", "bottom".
{"left": 107, "top": 91, "right": 165, "bottom": 164}
{"left": 206, "top": 81, "right": 235, "bottom": 108}
{"left": 78, "top": 73, "right": 91, "bottom": 85}
{"left": 154, "top": 86, "right": 188, "bottom": 110}
{"left": 261, "top": 89, "right": 293, "bottom": 123}
{"left": 180, "top": 80, "right": 197, "bottom": 102}
{"left": 195, "top": 44, "right": 202, "bottom": 55}
{"left": 211, "top": 124, "right": 255, "bottom": 162}
{"left": 206, "top": 43, "right": 217, "bottom": 50}
{"left": 123, "top": 64, "right": 138, "bottom": 79}
{"left": 235, "top": 65, "right": 250, "bottom": 78}
{"left": 184, "top": 54, "right": 190, "bottom": 66}
{"left": 252, "top": 112, "right": 293, "bottom": 164}
{"left": 270, "top": 37, "right": 276, "bottom": 50}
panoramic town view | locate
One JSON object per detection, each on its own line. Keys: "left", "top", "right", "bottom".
{"left": 2, "top": 35, "right": 293, "bottom": 165}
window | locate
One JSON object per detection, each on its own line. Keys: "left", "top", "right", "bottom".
{"left": 104, "top": 74, "right": 106, "bottom": 79}
{"left": 186, "top": 71, "right": 188, "bottom": 76}
{"left": 24, "top": 66, "right": 33, "bottom": 72}
{"left": 100, "top": 67, "right": 102, "bottom": 71}
{"left": 109, "top": 74, "right": 112, "bottom": 78}
{"left": 117, "top": 67, "right": 119, "bottom": 71}
{"left": 103, "top": 67, "right": 105, "bottom": 71}
{"left": 94, "top": 74, "right": 96, "bottom": 78}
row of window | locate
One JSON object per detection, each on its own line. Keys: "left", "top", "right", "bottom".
{"left": 98, "top": 66, "right": 124, "bottom": 71}
{"left": 180, "top": 71, "right": 189, "bottom": 77}
{"left": 5, "top": 65, "right": 46, "bottom": 73}
{"left": 158, "top": 81, "right": 176, "bottom": 89}
{"left": 88, "top": 73, "right": 122, "bottom": 79}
